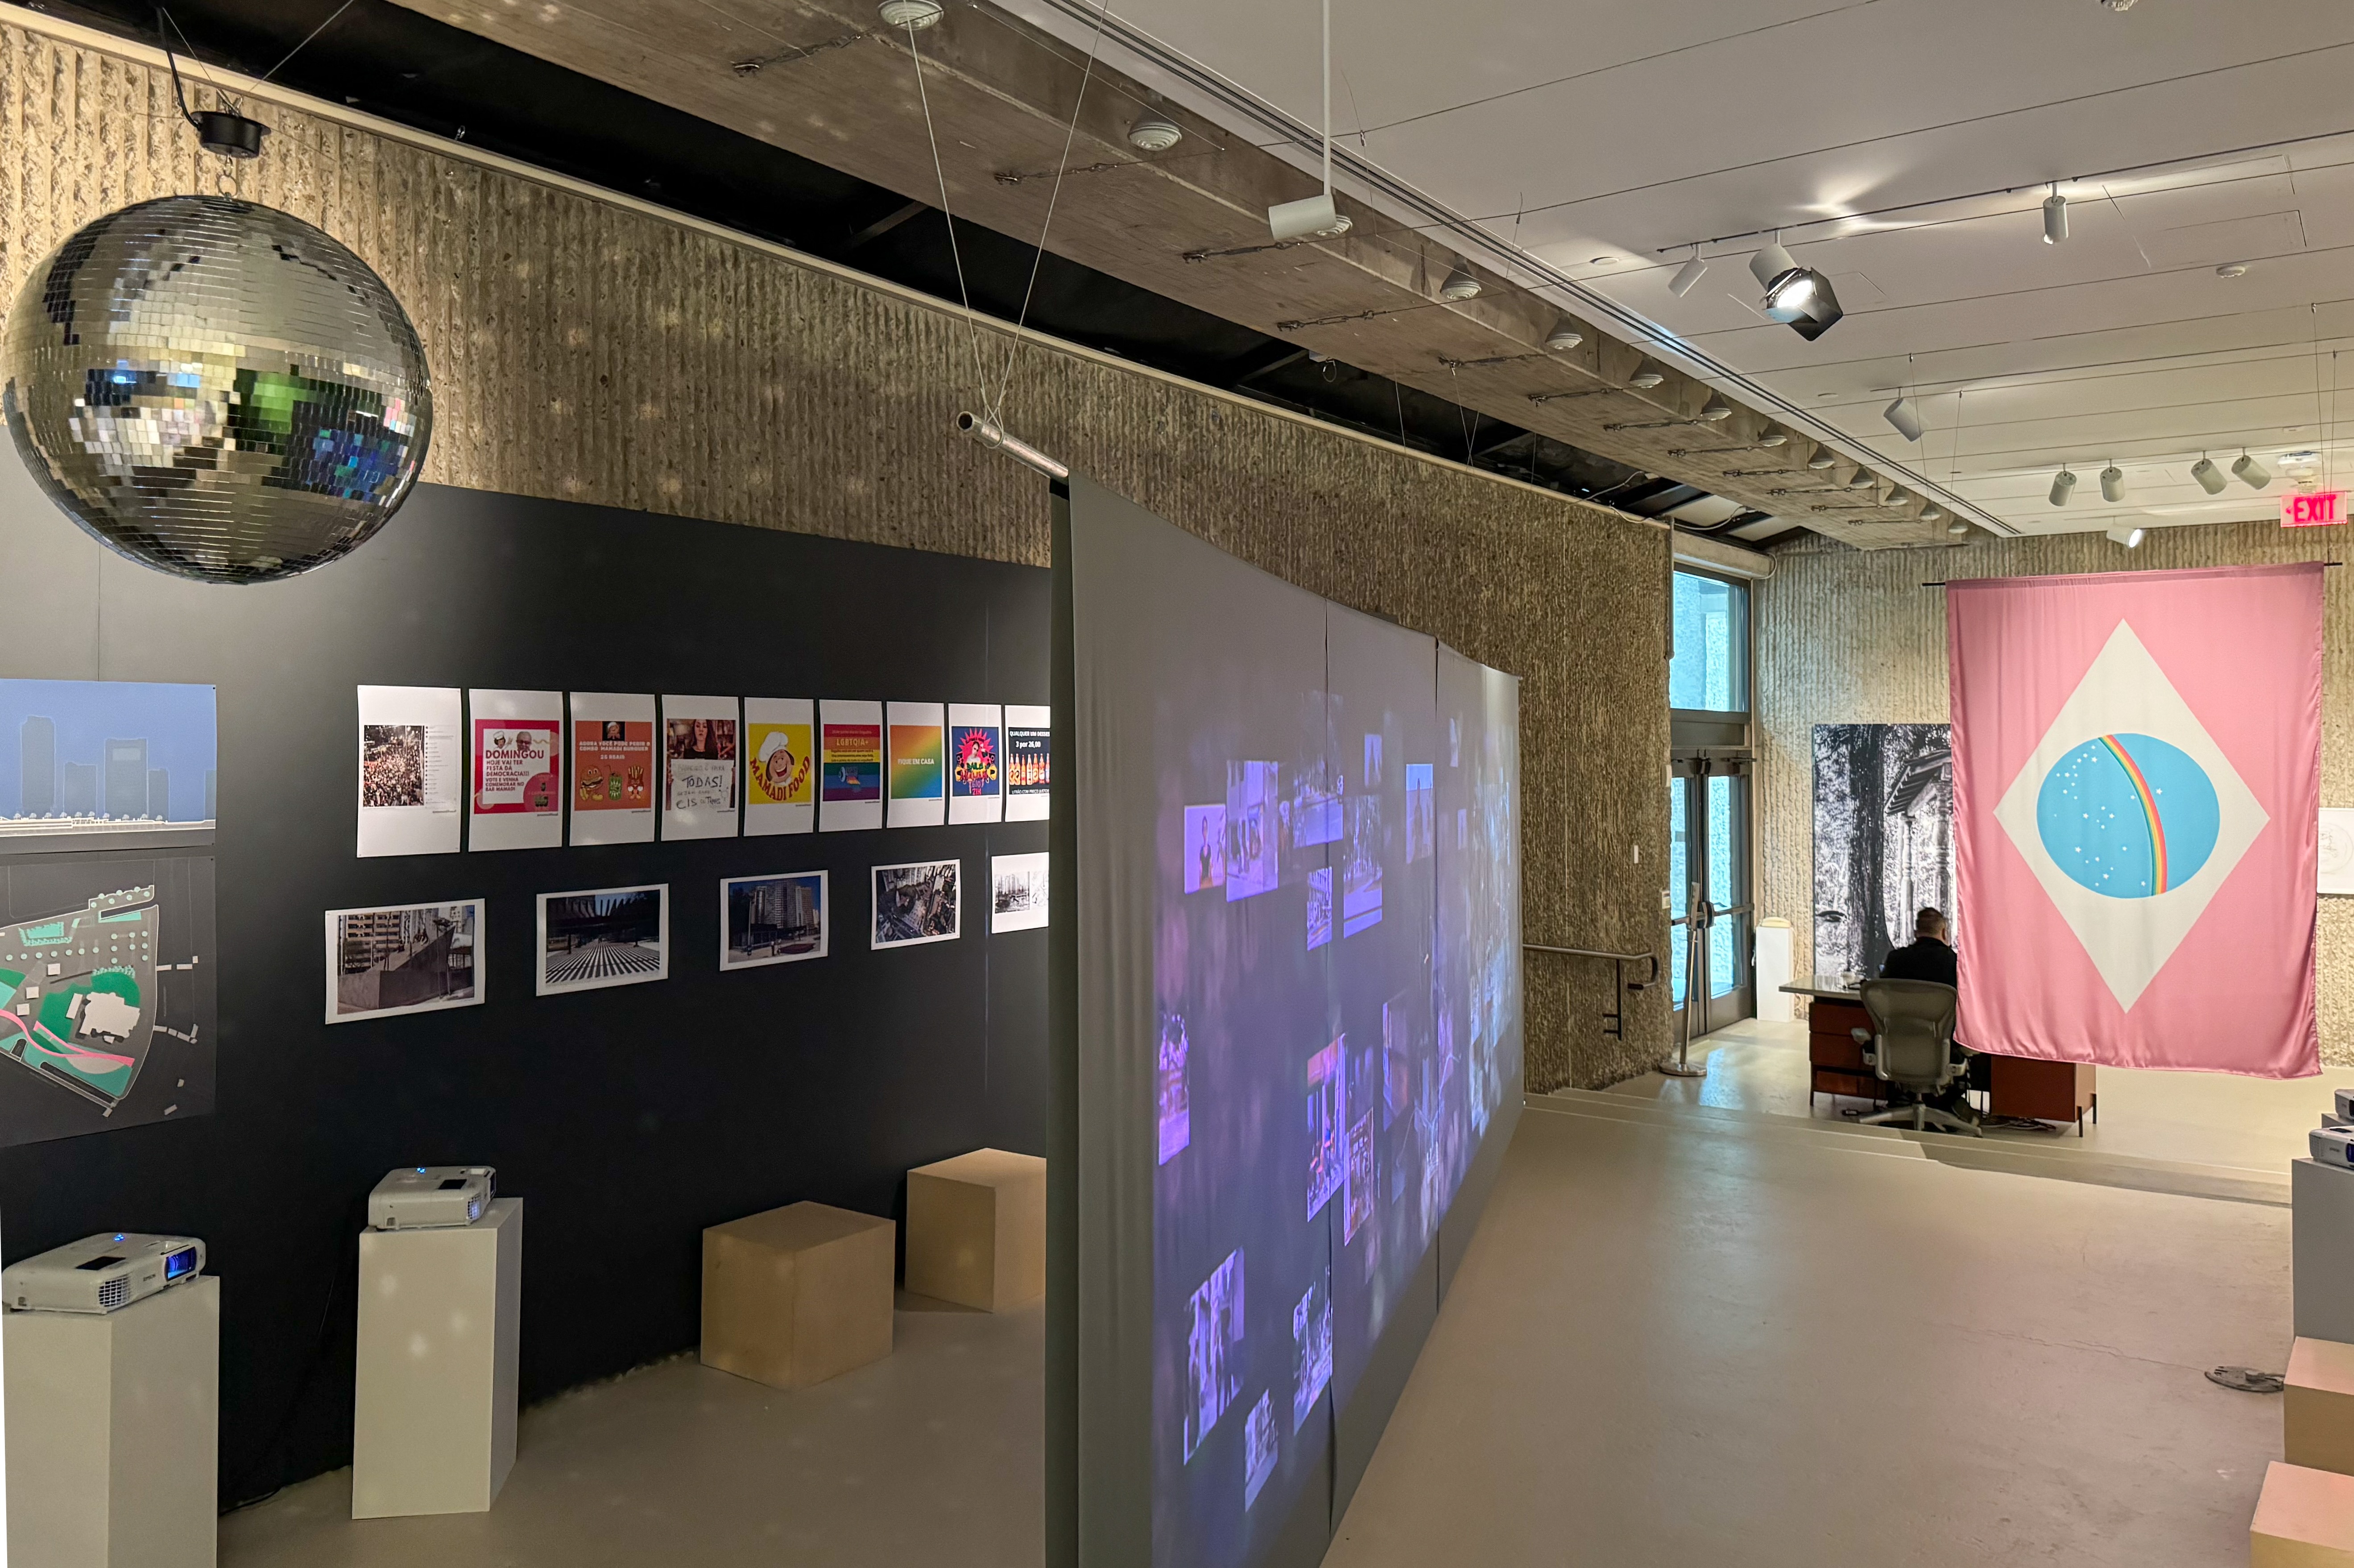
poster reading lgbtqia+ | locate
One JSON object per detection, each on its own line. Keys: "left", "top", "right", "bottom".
{"left": 821, "top": 699, "right": 885, "bottom": 832}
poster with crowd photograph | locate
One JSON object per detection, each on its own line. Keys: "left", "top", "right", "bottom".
{"left": 661, "top": 696, "right": 739, "bottom": 841}
{"left": 872, "top": 858, "right": 960, "bottom": 949}
{"left": 356, "top": 685, "right": 461, "bottom": 857}
{"left": 720, "top": 871, "right": 828, "bottom": 970}
{"left": 820, "top": 699, "right": 885, "bottom": 833}
{"left": 569, "top": 692, "right": 657, "bottom": 846}
{"left": 467, "top": 689, "right": 562, "bottom": 852}
{"left": 325, "top": 898, "right": 483, "bottom": 1024}
{"left": 947, "top": 703, "right": 1004, "bottom": 826}
{"left": 1005, "top": 703, "right": 1050, "bottom": 822}
{"left": 743, "top": 697, "right": 815, "bottom": 837}
{"left": 1812, "top": 723, "right": 1953, "bottom": 980}
{"left": 537, "top": 883, "right": 669, "bottom": 996}
{"left": 0, "top": 852, "right": 216, "bottom": 1150}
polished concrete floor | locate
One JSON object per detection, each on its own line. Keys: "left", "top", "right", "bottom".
{"left": 1325, "top": 1096, "right": 2288, "bottom": 1568}
{"left": 219, "top": 1294, "right": 1043, "bottom": 1567}
{"left": 1613, "top": 1018, "right": 2354, "bottom": 1174}
{"left": 221, "top": 1090, "right": 2288, "bottom": 1567}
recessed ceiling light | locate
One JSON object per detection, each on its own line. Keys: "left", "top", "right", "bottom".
{"left": 1589, "top": 256, "right": 1619, "bottom": 266}
{"left": 2217, "top": 262, "right": 2249, "bottom": 278}
{"left": 1127, "top": 116, "right": 1182, "bottom": 153}
{"left": 878, "top": 0, "right": 943, "bottom": 28}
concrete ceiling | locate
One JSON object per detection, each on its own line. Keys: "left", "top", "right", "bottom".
{"left": 999, "top": 0, "right": 2354, "bottom": 542}
{"left": 386, "top": 0, "right": 1976, "bottom": 547}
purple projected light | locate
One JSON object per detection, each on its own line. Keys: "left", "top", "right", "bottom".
{"left": 1183, "top": 1250, "right": 1245, "bottom": 1460}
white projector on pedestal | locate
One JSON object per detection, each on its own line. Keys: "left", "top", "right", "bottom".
{"left": 370, "top": 1166, "right": 497, "bottom": 1230}
{"left": 3, "top": 1231, "right": 205, "bottom": 1313}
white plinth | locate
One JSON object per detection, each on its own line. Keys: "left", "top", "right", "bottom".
{"left": 1754, "top": 921, "right": 1794, "bottom": 1022}
{"left": 352, "top": 1197, "right": 522, "bottom": 1519}
{"left": 4, "top": 1275, "right": 219, "bottom": 1568}
{"left": 2296, "top": 1161, "right": 2354, "bottom": 1346}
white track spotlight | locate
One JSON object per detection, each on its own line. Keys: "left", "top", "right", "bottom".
{"left": 1668, "top": 253, "right": 1709, "bottom": 296}
{"left": 1268, "top": 193, "right": 1349, "bottom": 240}
{"left": 1126, "top": 116, "right": 1182, "bottom": 153}
{"left": 1758, "top": 430, "right": 1789, "bottom": 447}
{"left": 1883, "top": 395, "right": 1924, "bottom": 442}
{"left": 2106, "top": 525, "right": 2146, "bottom": 548}
{"left": 1439, "top": 263, "right": 1481, "bottom": 302}
{"left": 1629, "top": 364, "right": 1666, "bottom": 389}
{"left": 1544, "top": 318, "right": 1584, "bottom": 352}
{"left": 2099, "top": 463, "right": 2125, "bottom": 503}
{"left": 2049, "top": 466, "right": 2077, "bottom": 506}
{"left": 1700, "top": 392, "right": 1733, "bottom": 422}
{"left": 878, "top": 0, "right": 943, "bottom": 27}
{"left": 2190, "top": 456, "right": 2227, "bottom": 494}
{"left": 1749, "top": 242, "right": 1844, "bottom": 339}
{"left": 2233, "top": 451, "right": 2272, "bottom": 490}
{"left": 2042, "top": 187, "right": 2069, "bottom": 244}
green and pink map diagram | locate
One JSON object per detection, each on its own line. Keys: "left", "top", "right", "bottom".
{"left": 0, "top": 885, "right": 160, "bottom": 1111}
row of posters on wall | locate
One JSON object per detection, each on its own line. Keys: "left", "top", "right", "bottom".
{"left": 323, "top": 852, "right": 1050, "bottom": 1024}
{"left": 356, "top": 687, "right": 1052, "bottom": 858}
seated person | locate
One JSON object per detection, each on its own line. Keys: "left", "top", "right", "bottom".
{"left": 1880, "top": 906, "right": 1957, "bottom": 987}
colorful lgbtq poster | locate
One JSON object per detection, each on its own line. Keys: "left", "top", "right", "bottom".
{"left": 886, "top": 701, "right": 946, "bottom": 829}
{"left": 947, "top": 702, "right": 1003, "bottom": 826}
{"left": 1005, "top": 703, "right": 1050, "bottom": 822}
{"left": 1949, "top": 562, "right": 2321, "bottom": 1076}
{"left": 569, "top": 693, "right": 656, "bottom": 846}
{"left": 467, "top": 689, "right": 562, "bottom": 852}
{"left": 744, "top": 697, "right": 815, "bottom": 837}
{"left": 820, "top": 699, "right": 884, "bottom": 833}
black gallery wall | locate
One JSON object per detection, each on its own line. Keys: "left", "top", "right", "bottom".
{"left": 0, "top": 451, "right": 1051, "bottom": 1501}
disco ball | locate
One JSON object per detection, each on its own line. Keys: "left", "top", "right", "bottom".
{"left": 1, "top": 195, "right": 431, "bottom": 584}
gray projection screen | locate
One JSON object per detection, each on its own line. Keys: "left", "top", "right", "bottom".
{"left": 1056, "top": 476, "right": 1522, "bottom": 1568}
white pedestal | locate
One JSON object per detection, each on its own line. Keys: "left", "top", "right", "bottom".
{"left": 352, "top": 1197, "right": 522, "bottom": 1519}
{"left": 4, "top": 1276, "right": 219, "bottom": 1568}
{"left": 1754, "top": 920, "right": 1794, "bottom": 1022}
{"left": 2296, "top": 1160, "right": 2354, "bottom": 1345}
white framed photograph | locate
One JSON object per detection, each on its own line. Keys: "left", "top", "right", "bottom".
{"left": 325, "top": 898, "right": 484, "bottom": 1025}
{"left": 872, "top": 859, "right": 960, "bottom": 950}
{"left": 990, "top": 852, "right": 1049, "bottom": 933}
{"left": 721, "top": 871, "right": 829, "bottom": 970}
{"left": 537, "top": 883, "right": 669, "bottom": 995}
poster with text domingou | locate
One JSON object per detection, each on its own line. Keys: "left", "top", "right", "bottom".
{"left": 468, "top": 689, "right": 563, "bottom": 852}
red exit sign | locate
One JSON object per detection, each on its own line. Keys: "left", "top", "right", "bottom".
{"left": 2284, "top": 490, "right": 2348, "bottom": 527}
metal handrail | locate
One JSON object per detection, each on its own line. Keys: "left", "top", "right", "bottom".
{"left": 1522, "top": 943, "right": 1659, "bottom": 1041}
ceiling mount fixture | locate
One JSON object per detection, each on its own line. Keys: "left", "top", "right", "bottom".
{"left": 877, "top": 0, "right": 944, "bottom": 29}
{"left": 2049, "top": 466, "right": 2077, "bottom": 506}
{"left": 1438, "top": 263, "right": 1481, "bottom": 302}
{"left": 1748, "top": 242, "right": 1844, "bottom": 340}
{"left": 2042, "top": 186, "right": 2069, "bottom": 245}
{"left": 2217, "top": 263, "right": 2249, "bottom": 278}
{"left": 2233, "top": 451, "right": 2272, "bottom": 490}
{"left": 1628, "top": 364, "right": 1665, "bottom": 389}
{"left": 1883, "top": 395, "right": 1924, "bottom": 443}
{"left": 2106, "top": 525, "right": 2147, "bottom": 549}
{"left": 1267, "top": 0, "right": 1347, "bottom": 241}
{"left": 1126, "top": 116, "right": 1182, "bottom": 153}
{"left": 1699, "top": 392, "right": 1733, "bottom": 422}
{"left": 1757, "top": 430, "right": 1789, "bottom": 448}
{"left": 1948, "top": 520, "right": 1971, "bottom": 536}
{"left": 2099, "top": 463, "right": 2125, "bottom": 503}
{"left": 2191, "top": 455, "right": 2227, "bottom": 494}
{"left": 1806, "top": 448, "right": 1837, "bottom": 471}
{"left": 161, "top": 21, "right": 268, "bottom": 159}
{"left": 1920, "top": 504, "right": 1943, "bottom": 521}
{"left": 1668, "top": 250, "right": 1708, "bottom": 297}
{"left": 1543, "top": 319, "right": 1584, "bottom": 351}
{"left": 1845, "top": 469, "right": 1876, "bottom": 489}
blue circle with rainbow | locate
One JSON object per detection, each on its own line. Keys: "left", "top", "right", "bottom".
{"left": 2034, "top": 732, "right": 2220, "bottom": 898}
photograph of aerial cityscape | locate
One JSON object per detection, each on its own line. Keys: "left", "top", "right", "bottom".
{"left": 0, "top": 680, "right": 217, "bottom": 851}
{"left": 326, "top": 899, "right": 483, "bottom": 1023}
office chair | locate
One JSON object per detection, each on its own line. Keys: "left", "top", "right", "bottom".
{"left": 1849, "top": 979, "right": 1980, "bottom": 1137}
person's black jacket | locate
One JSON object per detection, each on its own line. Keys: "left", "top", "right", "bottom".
{"left": 1879, "top": 936, "right": 1957, "bottom": 988}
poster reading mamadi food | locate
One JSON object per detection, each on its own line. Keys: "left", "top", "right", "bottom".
{"left": 569, "top": 693, "right": 657, "bottom": 847}
{"left": 467, "top": 689, "right": 562, "bottom": 852}
{"left": 820, "top": 699, "right": 885, "bottom": 833}
{"left": 661, "top": 696, "right": 739, "bottom": 841}
{"left": 1005, "top": 703, "right": 1050, "bottom": 822}
{"left": 744, "top": 697, "right": 815, "bottom": 837}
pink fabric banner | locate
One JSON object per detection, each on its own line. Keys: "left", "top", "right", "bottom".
{"left": 1950, "top": 562, "right": 2321, "bottom": 1077}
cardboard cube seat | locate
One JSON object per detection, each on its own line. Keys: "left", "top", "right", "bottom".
{"left": 2290, "top": 1337, "right": 2354, "bottom": 1477}
{"left": 2253, "top": 1460, "right": 2354, "bottom": 1566}
{"left": 906, "top": 1147, "right": 1046, "bottom": 1311}
{"left": 701, "top": 1201, "right": 894, "bottom": 1389}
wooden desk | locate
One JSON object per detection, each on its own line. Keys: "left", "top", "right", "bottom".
{"left": 1780, "top": 975, "right": 2098, "bottom": 1130}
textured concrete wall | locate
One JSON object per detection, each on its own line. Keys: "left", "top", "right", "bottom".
{"left": 1758, "top": 524, "right": 2354, "bottom": 1063}
{"left": 0, "top": 17, "right": 1671, "bottom": 1088}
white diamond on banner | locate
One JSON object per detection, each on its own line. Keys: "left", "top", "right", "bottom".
{"left": 1991, "top": 621, "right": 2268, "bottom": 1010}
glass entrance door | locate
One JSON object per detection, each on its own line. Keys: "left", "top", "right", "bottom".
{"left": 1670, "top": 766, "right": 1753, "bottom": 1037}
